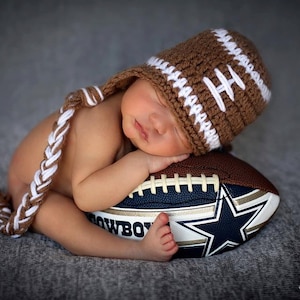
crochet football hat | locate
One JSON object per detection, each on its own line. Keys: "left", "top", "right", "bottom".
{"left": 101, "top": 28, "right": 271, "bottom": 155}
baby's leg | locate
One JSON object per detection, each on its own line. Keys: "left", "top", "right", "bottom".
{"left": 31, "top": 191, "right": 178, "bottom": 261}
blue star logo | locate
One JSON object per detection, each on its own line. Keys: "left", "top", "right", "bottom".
{"left": 178, "top": 185, "right": 267, "bottom": 257}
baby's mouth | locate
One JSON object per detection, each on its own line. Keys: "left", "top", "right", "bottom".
{"left": 134, "top": 120, "right": 148, "bottom": 141}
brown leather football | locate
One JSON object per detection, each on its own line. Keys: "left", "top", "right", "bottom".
{"left": 88, "top": 150, "right": 280, "bottom": 258}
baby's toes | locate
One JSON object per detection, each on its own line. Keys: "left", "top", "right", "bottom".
{"left": 160, "top": 231, "right": 174, "bottom": 244}
{"left": 162, "top": 238, "right": 178, "bottom": 254}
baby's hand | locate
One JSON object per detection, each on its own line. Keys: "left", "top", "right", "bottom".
{"left": 136, "top": 150, "right": 189, "bottom": 174}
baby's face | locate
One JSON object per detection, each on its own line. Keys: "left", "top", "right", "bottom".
{"left": 121, "top": 79, "right": 192, "bottom": 156}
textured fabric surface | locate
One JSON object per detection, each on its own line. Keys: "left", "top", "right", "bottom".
{"left": 0, "top": 0, "right": 299, "bottom": 299}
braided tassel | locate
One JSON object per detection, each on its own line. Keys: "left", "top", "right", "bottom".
{"left": 0, "top": 86, "right": 104, "bottom": 237}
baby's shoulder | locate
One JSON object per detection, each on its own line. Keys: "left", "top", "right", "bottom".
{"left": 72, "top": 96, "right": 123, "bottom": 149}
{"left": 75, "top": 98, "right": 120, "bottom": 130}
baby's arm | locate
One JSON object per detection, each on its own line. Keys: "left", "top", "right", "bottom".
{"left": 69, "top": 104, "right": 188, "bottom": 212}
{"left": 72, "top": 149, "right": 188, "bottom": 212}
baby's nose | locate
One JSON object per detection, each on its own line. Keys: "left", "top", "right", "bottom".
{"left": 149, "top": 113, "right": 168, "bottom": 135}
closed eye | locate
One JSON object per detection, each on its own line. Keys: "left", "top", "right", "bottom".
{"left": 154, "top": 88, "right": 168, "bottom": 107}
{"left": 175, "top": 126, "right": 192, "bottom": 151}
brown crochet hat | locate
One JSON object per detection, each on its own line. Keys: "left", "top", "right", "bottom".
{"left": 101, "top": 28, "right": 271, "bottom": 155}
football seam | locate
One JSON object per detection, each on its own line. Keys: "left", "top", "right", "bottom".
{"left": 128, "top": 174, "right": 220, "bottom": 198}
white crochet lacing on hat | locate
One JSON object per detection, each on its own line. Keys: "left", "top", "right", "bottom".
{"left": 81, "top": 86, "right": 104, "bottom": 106}
{"left": 203, "top": 64, "right": 246, "bottom": 112}
{"left": 147, "top": 56, "right": 221, "bottom": 151}
{"left": 213, "top": 28, "right": 271, "bottom": 102}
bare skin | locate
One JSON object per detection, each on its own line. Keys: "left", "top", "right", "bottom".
{"left": 8, "top": 79, "right": 192, "bottom": 261}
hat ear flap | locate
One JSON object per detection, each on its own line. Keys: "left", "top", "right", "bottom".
{"left": 102, "top": 74, "right": 138, "bottom": 99}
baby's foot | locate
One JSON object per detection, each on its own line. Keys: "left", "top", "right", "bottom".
{"left": 140, "top": 212, "right": 178, "bottom": 261}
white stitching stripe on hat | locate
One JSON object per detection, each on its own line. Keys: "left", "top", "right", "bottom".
{"left": 81, "top": 86, "right": 104, "bottom": 106}
{"left": 203, "top": 64, "right": 246, "bottom": 112}
{"left": 147, "top": 56, "right": 221, "bottom": 150}
{"left": 213, "top": 29, "right": 271, "bottom": 102}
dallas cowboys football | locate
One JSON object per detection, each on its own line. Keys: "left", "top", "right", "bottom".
{"left": 87, "top": 150, "right": 280, "bottom": 258}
